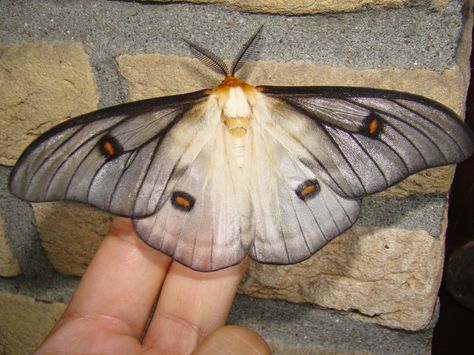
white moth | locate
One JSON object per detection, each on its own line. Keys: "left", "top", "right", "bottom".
{"left": 9, "top": 29, "right": 474, "bottom": 271}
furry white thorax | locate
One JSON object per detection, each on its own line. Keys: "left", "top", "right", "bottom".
{"left": 223, "top": 87, "right": 251, "bottom": 118}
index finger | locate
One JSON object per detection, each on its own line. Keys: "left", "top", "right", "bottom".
{"left": 59, "top": 217, "right": 173, "bottom": 338}
{"left": 142, "top": 259, "right": 248, "bottom": 353}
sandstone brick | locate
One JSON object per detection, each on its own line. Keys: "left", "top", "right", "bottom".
{"left": 149, "top": 0, "right": 410, "bottom": 15}
{"left": 239, "top": 224, "right": 445, "bottom": 330}
{"left": 32, "top": 202, "right": 110, "bottom": 275}
{"left": 0, "top": 42, "right": 98, "bottom": 166}
{"left": 0, "top": 292, "right": 66, "bottom": 355}
{"left": 0, "top": 0, "right": 470, "bottom": 350}
{"left": 117, "top": 54, "right": 222, "bottom": 100}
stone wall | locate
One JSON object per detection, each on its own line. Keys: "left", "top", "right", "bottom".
{"left": 0, "top": 0, "right": 471, "bottom": 353}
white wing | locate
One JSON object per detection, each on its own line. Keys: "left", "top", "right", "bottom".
{"left": 134, "top": 118, "right": 254, "bottom": 272}
{"left": 246, "top": 95, "right": 361, "bottom": 264}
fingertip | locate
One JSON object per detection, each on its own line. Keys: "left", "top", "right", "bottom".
{"left": 193, "top": 325, "right": 271, "bottom": 355}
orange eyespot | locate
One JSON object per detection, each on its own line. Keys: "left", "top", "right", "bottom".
{"left": 103, "top": 141, "right": 115, "bottom": 156}
{"left": 98, "top": 135, "right": 123, "bottom": 159}
{"left": 368, "top": 118, "right": 379, "bottom": 135}
{"left": 296, "top": 179, "right": 320, "bottom": 201}
{"left": 171, "top": 191, "right": 195, "bottom": 212}
{"left": 301, "top": 184, "right": 316, "bottom": 196}
{"left": 364, "top": 113, "right": 383, "bottom": 137}
{"left": 175, "top": 196, "right": 191, "bottom": 207}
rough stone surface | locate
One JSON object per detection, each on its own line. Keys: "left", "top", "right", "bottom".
{"left": 239, "top": 225, "right": 445, "bottom": 330}
{"left": 0, "top": 0, "right": 471, "bottom": 351}
{"left": 358, "top": 193, "right": 448, "bottom": 236}
{"left": 381, "top": 166, "right": 456, "bottom": 197}
{"left": 32, "top": 203, "right": 110, "bottom": 275}
{"left": 117, "top": 54, "right": 221, "bottom": 100}
{"left": 151, "top": 0, "right": 410, "bottom": 15}
{"left": 229, "top": 295, "right": 435, "bottom": 354}
{"left": 0, "top": 1, "right": 465, "bottom": 112}
{"left": 0, "top": 292, "right": 66, "bottom": 355}
{"left": 0, "top": 43, "right": 98, "bottom": 166}
{"left": 0, "top": 287, "right": 435, "bottom": 355}
{"left": 0, "top": 215, "right": 21, "bottom": 277}
{"left": 118, "top": 55, "right": 467, "bottom": 112}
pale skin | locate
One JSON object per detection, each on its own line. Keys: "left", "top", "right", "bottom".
{"left": 35, "top": 217, "right": 271, "bottom": 355}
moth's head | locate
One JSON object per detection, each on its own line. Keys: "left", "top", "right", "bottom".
{"left": 185, "top": 25, "right": 263, "bottom": 79}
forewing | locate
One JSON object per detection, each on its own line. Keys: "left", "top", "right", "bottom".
{"left": 257, "top": 86, "right": 474, "bottom": 198}
{"left": 247, "top": 118, "right": 361, "bottom": 265}
{"left": 134, "top": 125, "right": 253, "bottom": 272}
{"left": 9, "top": 90, "right": 211, "bottom": 217}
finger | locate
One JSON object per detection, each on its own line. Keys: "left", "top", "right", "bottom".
{"left": 192, "top": 325, "right": 271, "bottom": 355}
{"left": 55, "top": 217, "right": 172, "bottom": 338}
{"left": 142, "top": 259, "right": 248, "bottom": 354}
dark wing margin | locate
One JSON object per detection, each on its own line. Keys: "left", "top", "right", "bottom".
{"left": 258, "top": 85, "right": 474, "bottom": 198}
{"left": 9, "top": 89, "right": 210, "bottom": 218}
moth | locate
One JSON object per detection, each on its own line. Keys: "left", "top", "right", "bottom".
{"left": 9, "top": 29, "right": 474, "bottom": 271}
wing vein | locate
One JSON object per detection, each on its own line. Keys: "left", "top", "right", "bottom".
{"left": 394, "top": 99, "right": 465, "bottom": 156}
{"left": 349, "top": 132, "right": 390, "bottom": 187}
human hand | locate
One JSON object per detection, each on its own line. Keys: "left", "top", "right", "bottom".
{"left": 35, "top": 217, "right": 271, "bottom": 354}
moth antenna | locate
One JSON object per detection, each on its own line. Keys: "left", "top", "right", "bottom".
{"left": 185, "top": 39, "right": 229, "bottom": 76}
{"left": 230, "top": 25, "right": 263, "bottom": 76}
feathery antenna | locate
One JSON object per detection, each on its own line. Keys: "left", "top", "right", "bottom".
{"left": 230, "top": 25, "right": 263, "bottom": 76}
{"left": 185, "top": 39, "right": 229, "bottom": 76}
{"left": 185, "top": 26, "right": 263, "bottom": 77}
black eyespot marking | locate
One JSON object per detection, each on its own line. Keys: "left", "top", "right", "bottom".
{"left": 171, "top": 191, "right": 195, "bottom": 212}
{"left": 362, "top": 113, "right": 383, "bottom": 137}
{"left": 98, "top": 135, "right": 123, "bottom": 159}
{"left": 295, "top": 179, "right": 320, "bottom": 201}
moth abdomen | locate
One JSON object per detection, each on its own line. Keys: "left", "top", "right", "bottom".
{"left": 223, "top": 116, "right": 250, "bottom": 138}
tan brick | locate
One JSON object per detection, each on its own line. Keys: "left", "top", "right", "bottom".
{"left": 239, "top": 224, "right": 445, "bottom": 330}
{"left": 0, "top": 42, "right": 98, "bottom": 166}
{"left": 0, "top": 215, "right": 21, "bottom": 277}
{"left": 0, "top": 292, "right": 66, "bottom": 355}
{"left": 118, "top": 54, "right": 467, "bottom": 113}
{"left": 149, "top": 0, "right": 410, "bottom": 15}
{"left": 33, "top": 202, "right": 110, "bottom": 275}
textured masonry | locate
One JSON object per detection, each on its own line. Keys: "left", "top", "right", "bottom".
{"left": 0, "top": 0, "right": 471, "bottom": 354}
